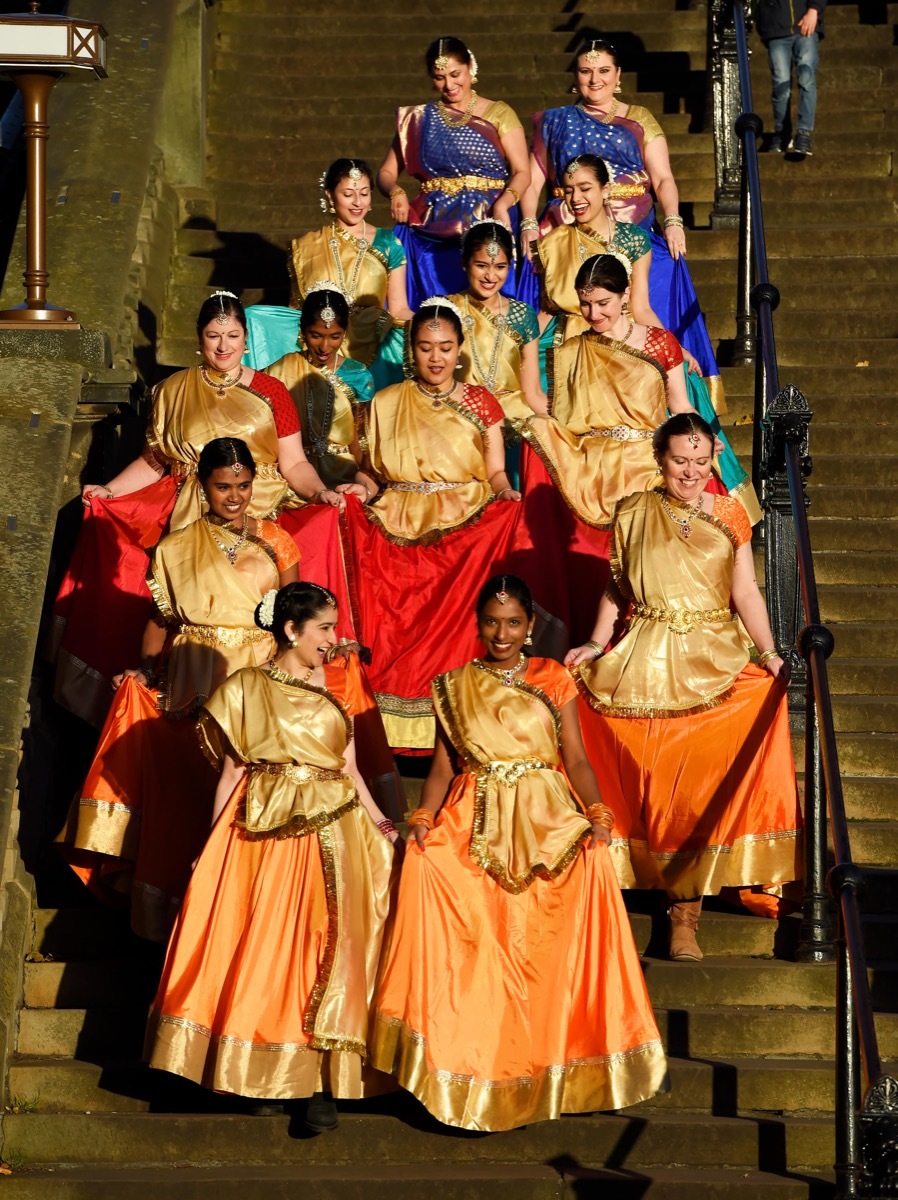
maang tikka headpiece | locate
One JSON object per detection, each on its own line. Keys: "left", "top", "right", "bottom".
{"left": 347, "top": 161, "right": 363, "bottom": 182}
{"left": 434, "top": 38, "right": 450, "bottom": 71}
{"left": 564, "top": 157, "right": 582, "bottom": 179}
{"left": 320, "top": 294, "right": 336, "bottom": 328}
{"left": 585, "top": 39, "right": 602, "bottom": 64}
{"left": 420, "top": 296, "right": 463, "bottom": 331}
{"left": 686, "top": 414, "right": 701, "bottom": 448}
{"left": 496, "top": 576, "right": 509, "bottom": 605}
{"left": 209, "top": 290, "right": 238, "bottom": 325}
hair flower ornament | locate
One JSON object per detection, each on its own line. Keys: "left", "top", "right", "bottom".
{"left": 258, "top": 589, "right": 278, "bottom": 630}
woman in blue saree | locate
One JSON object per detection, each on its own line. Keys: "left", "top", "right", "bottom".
{"left": 377, "top": 36, "right": 536, "bottom": 308}
{"left": 523, "top": 40, "right": 759, "bottom": 521}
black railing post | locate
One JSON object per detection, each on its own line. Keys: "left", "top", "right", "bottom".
{"left": 709, "top": 0, "right": 742, "bottom": 228}
{"left": 732, "top": 122, "right": 755, "bottom": 366}
{"left": 761, "top": 384, "right": 810, "bottom": 705}
{"left": 829, "top": 868, "right": 865, "bottom": 1199}
{"left": 797, "top": 629, "right": 834, "bottom": 963}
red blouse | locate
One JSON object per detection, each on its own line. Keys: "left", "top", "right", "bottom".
{"left": 248, "top": 371, "right": 301, "bottom": 439}
{"left": 460, "top": 383, "right": 505, "bottom": 429}
{"left": 643, "top": 327, "right": 684, "bottom": 372}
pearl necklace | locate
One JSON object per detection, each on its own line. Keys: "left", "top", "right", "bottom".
{"left": 475, "top": 652, "right": 527, "bottom": 687}
{"left": 200, "top": 364, "right": 243, "bottom": 398}
{"left": 464, "top": 294, "right": 509, "bottom": 393}
{"left": 659, "top": 489, "right": 704, "bottom": 540}
{"left": 204, "top": 512, "right": 249, "bottom": 564}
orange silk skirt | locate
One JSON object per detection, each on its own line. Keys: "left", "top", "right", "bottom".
{"left": 146, "top": 791, "right": 394, "bottom": 1101}
{"left": 371, "top": 773, "right": 667, "bottom": 1131}
{"left": 579, "top": 665, "right": 803, "bottom": 899}
{"left": 57, "top": 677, "right": 217, "bottom": 942}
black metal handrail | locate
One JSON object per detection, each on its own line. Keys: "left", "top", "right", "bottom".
{"left": 716, "top": 2, "right": 898, "bottom": 1195}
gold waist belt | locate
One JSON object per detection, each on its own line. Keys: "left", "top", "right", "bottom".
{"left": 179, "top": 624, "right": 271, "bottom": 648}
{"left": 249, "top": 762, "right": 347, "bottom": 784}
{"left": 632, "top": 603, "right": 734, "bottom": 635}
{"left": 553, "top": 182, "right": 648, "bottom": 200}
{"left": 420, "top": 175, "right": 507, "bottom": 196}
{"left": 386, "top": 480, "right": 469, "bottom": 493}
{"left": 586, "top": 424, "right": 654, "bottom": 442}
{"left": 475, "top": 758, "right": 550, "bottom": 785}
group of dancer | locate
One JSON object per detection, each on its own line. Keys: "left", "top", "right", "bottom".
{"left": 50, "top": 34, "right": 803, "bottom": 1134}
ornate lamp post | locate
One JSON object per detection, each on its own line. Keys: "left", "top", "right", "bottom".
{"left": 0, "top": 2, "right": 107, "bottom": 328}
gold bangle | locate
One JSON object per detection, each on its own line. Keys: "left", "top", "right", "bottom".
{"left": 520, "top": 217, "right": 539, "bottom": 232}
{"left": 389, "top": 186, "right": 407, "bottom": 199}
{"left": 757, "top": 648, "right": 780, "bottom": 666}
{"left": 408, "top": 807, "right": 435, "bottom": 830}
{"left": 662, "top": 214, "right": 684, "bottom": 229}
{"left": 504, "top": 186, "right": 521, "bottom": 204}
{"left": 585, "top": 640, "right": 604, "bottom": 660}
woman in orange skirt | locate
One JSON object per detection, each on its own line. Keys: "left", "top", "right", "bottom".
{"left": 146, "top": 583, "right": 398, "bottom": 1131}
{"left": 371, "top": 574, "right": 666, "bottom": 1131}
{"left": 567, "top": 413, "right": 802, "bottom": 961}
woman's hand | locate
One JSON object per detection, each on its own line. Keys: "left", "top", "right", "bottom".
{"left": 495, "top": 486, "right": 521, "bottom": 503}
{"left": 81, "top": 483, "right": 112, "bottom": 507}
{"left": 390, "top": 191, "right": 410, "bottom": 224}
{"left": 763, "top": 654, "right": 791, "bottom": 684}
{"left": 664, "top": 224, "right": 687, "bottom": 261}
{"left": 682, "top": 349, "right": 703, "bottom": 377}
{"left": 326, "top": 638, "right": 364, "bottom": 663}
{"left": 488, "top": 200, "right": 513, "bottom": 230}
{"left": 407, "top": 824, "right": 429, "bottom": 851}
{"left": 314, "top": 488, "right": 345, "bottom": 509}
{"left": 112, "top": 667, "right": 149, "bottom": 691}
{"left": 521, "top": 227, "right": 541, "bottom": 260}
{"left": 336, "top": 482, "right": 371, "bottom": 503}
{"left": 564, "top": 644, "right": 599, "bottom": 668}
{"left": 587, "top": 822, "right": 612, "bottom": 850}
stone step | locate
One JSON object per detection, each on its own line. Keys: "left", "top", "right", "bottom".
{"left": 842, "top": 775, "right": 898, "bottom": 822}
{"left": 753, "top": 199, "right": 897, "bottom": 229}
{"left": 0, "top": 1164, "right": 840, "bottom": 1199}
{"left": 804, "top": 516, "right": 898, "bottom": 551}
{"left": 810, "top": 551, "right": 898, "bottom": 586}
{"left": 839, "top": 819, "right": 898, "bottom": 868}
{"left": 833, "top": 696, "right": 898, "bottom": 736}
{"left": 826, "top": 623, "right": 898, "bottom": 660}
{"left": 706, "top": 313, "right": 898, "bottom": 341}
{"left": 691, "top": 254, "right": 898, "bottom": 287}
{"left": 0, "top": 1108, "right": 836, "bottom": 1172}
{"left": 810, "top": 488, "right": 898, "bottom": 521}
{"left": 702, "top": 282, "right": 898, "bottom": 318}
{"left": 821, "top": 584, "right": 898, "bottom": 623}
{"left": 4, "top": 1052, "right": 850, "bottom": 1117}
{"left": 834, "top": 733, "right": 898, "bottom": 778}
{"left": 721, "top": 365, "right": 896, "bottom": 398}
{"left": 689, "top": 225, "right": 897, "bottom": 259}
{"left": 829, "top": 660, "right": 898, "bottom": 696}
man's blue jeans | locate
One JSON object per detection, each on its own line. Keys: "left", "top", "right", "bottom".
{"left": 767, "top": 33, "right": 819, "bottom": 134}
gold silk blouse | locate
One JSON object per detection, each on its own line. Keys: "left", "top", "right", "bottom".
{"left": 577, "top": 489, "right": 753, "bottom": 717}
{"left": 146, "top": 366, "right": 297, "bottom": 531}
{"left": 446, "top": 292, "right": 537, "bottom": 422}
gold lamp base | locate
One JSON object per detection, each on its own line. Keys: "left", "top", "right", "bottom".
{"left": 0, "top": 303, "right": 79, "bottom": 329}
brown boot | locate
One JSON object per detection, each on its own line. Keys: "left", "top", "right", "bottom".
{"left": 668, "top": 898, "right": 703, "bottom": 962}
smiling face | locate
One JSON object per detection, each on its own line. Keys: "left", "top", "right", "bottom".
{"left": 204, "top": 465, "right": 254, "bottom": 523}
{"left": 466, "top": 245, "right": 511, "bottom": 301}
{"left": 413, "top": 318, "right": 460, "bottom": 386}
{"left": 304, "top": 317, "right": 346, "bottom": 368}
{"left": 575, "top": 50, "right": 621, "bottom": 109}
{"left": 430, "top": 55, "right": 473, "bottom": 106}
{"left": 327, "top": 173, "right": 372, "bottom": 227}
{"left": 562, "top": 166, "right": 611, "bottom": 226}
{"left": 658, "top": 432, "right": 715, "bottom": 503}
{"left": 577, "top": 284, "right": 629, "bottom": 334}
{"left": 477, "top": 595, "right": 533, "bottom": 665}
{"left": 200, "top": 315, "right": 247, "bottom": 375}
{"left": 282, "top": 605, "right": 339, "bottom": 668}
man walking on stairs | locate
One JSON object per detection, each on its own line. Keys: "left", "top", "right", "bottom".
{"left": 757, "top": 0, "right": 826, "bottom": 157}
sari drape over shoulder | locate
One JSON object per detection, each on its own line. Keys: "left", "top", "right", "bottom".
{"left": 265, "top": 351, "right": 370, "bottom": 490}
{"left": 577, "top": 491, "right": 802, "bottom": 898}
{"left": 51, "top": 367, "right": 300, "bottom": 726}
{"left": 372, "top": 657, "right": 666, "bottom": 1130}
{"left": 446, "top": 292, "right": 539, "bottom": 422}
{"left": 146, "top": 665, "right": 395, "bottom": 1100}
{"left": 340, "top": 381, "right": 523, "bottom": 749}
{"left": 289, "top": 225, "right": 406, "bottom": 370}
{"left": 523, "top": 332, "right": 669, "bottom": 531}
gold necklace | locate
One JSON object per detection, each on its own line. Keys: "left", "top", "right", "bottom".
{"left": 464, "top": 294, "right": 509, "bottom": 392}
{"left": 267, "top": 660, "right": 315, "bottom": 685}
{"left": 437, "top": 90, "right": 478, "bottom": 128}
{"left": 659, "top": 489, "right": 704, "bottom": 541}
{"left": 576, "top": 212, "right": 617, "bottom": 261}
{"left": 599, "top": 318, "right": 634, "bottom": 350}
{"left": 200, "top": 364, "right": 243, "bottom": 398}
{"left": 204, "top": 512, "right": 248, "bottom": 565}
{"left": 415, "top": 378, "right": 457, "bottom": 408}
{"left": 475, "top": 652, "right": 526, "bottom": 687}
{"left": 329, "top": 223, "right": 368, "bottom": 300}
{"left": 578, "top": 97, "right": 619, "bottom": 124}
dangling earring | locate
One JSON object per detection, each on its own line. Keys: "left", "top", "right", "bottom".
{"left": 328, "top": 204, "right": 335, "bottom": 214}
{"left": 524, "top": 630, "right": 534, "bottom": 646}
{"left": 287, "top": 639, "right": 299, "bottom": 649}
{"left": 195, "top": 349, "right": 202, "bottom": 357}
{"left": 614, "top": 82, "right": 622, "bottom": 94}
{"left": 570, "top": 84, "right": 578, "bottom": 94}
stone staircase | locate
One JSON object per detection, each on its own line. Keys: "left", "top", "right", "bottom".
{"left": 5, "top": 0, "right": 898, "bottom": 1194}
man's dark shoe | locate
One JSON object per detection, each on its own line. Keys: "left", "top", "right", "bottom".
{"left": 789, "top": 130, "right": 813, "bottom": 156}
{"left": 305, "top": 1090, "right": 339, "bottom": 1133}
{"left": 763, "top": 132, "right": 784, "bottom": 153}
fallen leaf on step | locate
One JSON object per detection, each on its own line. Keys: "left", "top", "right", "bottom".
{"left": 856, "top": 360, "right": 869, "bottom": 368}
{"left": 0, "top": 1164, "right": 13, "bottom": 1175}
